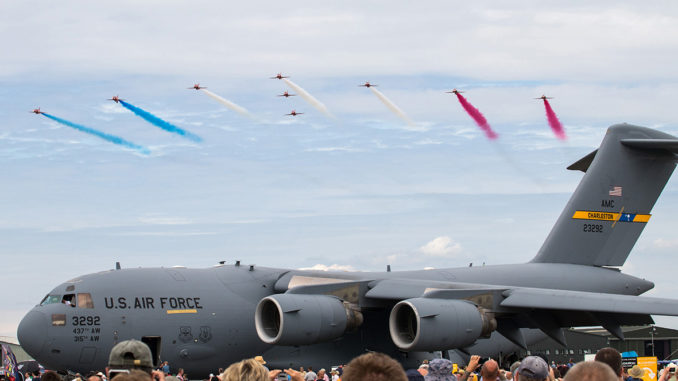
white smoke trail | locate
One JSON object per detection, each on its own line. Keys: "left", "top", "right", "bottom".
{"left": 200, "top": 89, "right": 252, "bottom": 118}
{"left": 282, "top": 78, "right": 333, "bottom": 118}
{"left": 369, "top": 87, "right": 417, "bottom": 128}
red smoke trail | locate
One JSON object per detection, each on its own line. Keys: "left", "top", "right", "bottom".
{"left": 542, "top": 99, "right": 566, "bottom": 140}
{"left": 454, "top": 93, "right": 498, "bottom": 140}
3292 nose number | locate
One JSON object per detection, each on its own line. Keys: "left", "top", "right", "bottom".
{"left": 72, "top": 316, "right": 100, "bottom": 326}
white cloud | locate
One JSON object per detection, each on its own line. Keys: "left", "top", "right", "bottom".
{"left": 419, "top": 236, "right": 463, "bottom": 257}
{"left": 653, "top": 238, "right": 678, "bottom": 249}
{"left": 298, "top": 264, "right": 357, "bottom": 272}
{"left": 305, "top": 146, "right": 362, "bottom": 152}
{"left": 112, "top": 231, "right": 217, "bottom": 237}
{"left": 138, "top": 216, "right": 194, "bottom": 225}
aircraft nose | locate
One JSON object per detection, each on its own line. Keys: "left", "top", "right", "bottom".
{"left": 17, "top": 309, "right": 48, "bottom": 359}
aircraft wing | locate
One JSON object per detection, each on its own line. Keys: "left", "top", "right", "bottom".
{"left": 268, "top": 271, "right": 678, "bottom": 349}
{"left": 500, "top": 288, "right": 678, "bottom": 315}
{"left": 360, "top": 278, "right": 678, "bottom": 345}
{"left": 365, "top": 278, "right": 678, "bottom": 315}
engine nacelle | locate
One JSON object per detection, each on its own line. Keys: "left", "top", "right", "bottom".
{"left": 255, "top": 294, "right": 363, "bottom": 345}
{"left": 389, "top": 298, "right": 496, "bottom": 351}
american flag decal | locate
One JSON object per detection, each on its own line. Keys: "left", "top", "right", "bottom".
{"left": 609, "top": 186, "right": 622, "bottom": 197}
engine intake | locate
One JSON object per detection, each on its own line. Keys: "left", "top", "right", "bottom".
{"left": 255, "top": 294, "right": 362, "bottom": 345}
{"left": 389, "top": 298, "right": 496, "bottom": 351}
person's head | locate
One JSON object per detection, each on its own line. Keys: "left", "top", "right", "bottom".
{"left": 517, "top": 356, "right": 549, "bottom": 381}
{"left": 110, "top": 370, "right": 151, "bottom": 381}
{"left": 177, "top": 369, "right": 184, "bottom": 375}
{"left": 628, "top": 366, "right": 644, "bottom": 379}
{"left": 423, "top": 358, "right": 454, "bottom": 381}
{"left": 308, "top": 367, "right": 313, "bottom": 372}
{"left": 221, "top": 358, "right": 268, "bottom": 381}
{"left": 41, "top": 372, "right": 61, "bottom": 381}
{"left": 594, "top": 347, "right": 622, "bottom": 377}
{"left": 86, "top": 372, "right": 103, "bottom": 381}
{"left": 108, "top": 340, "right": 154, "bottom": 376}
{"left": 564, "top": 361, "right": 617, "bottom": 381}
{"left": 481, "top": 360, "right": 499, "bottom": 381}
{"left": 342, "top": 352, "right": 407, "bottom": 381}
{"left": 318, "top": 369, "right": 326, "bottom": 379}
{"left": 557, "top": 365, "right": 569, "bottom": 378}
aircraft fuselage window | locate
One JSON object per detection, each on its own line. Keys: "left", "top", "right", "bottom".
{"left": 41, "top": 295, "right": 61, "bottom": 306}
{"left": 51, "top": 314, "right": 66, "bottom": 326}
{"left": 77, "top": 293, "right": 94, "bottom": 309}
{"left": 62, "top": 294, "right": 76, "bottom": 307}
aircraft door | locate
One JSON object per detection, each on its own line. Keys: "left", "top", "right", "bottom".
{"left": 141, "top": 336, "right": 161, "bottom": 367}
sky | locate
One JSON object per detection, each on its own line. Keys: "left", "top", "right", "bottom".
{"left": 2, "top": 1, "right": 678, "bottom": 337}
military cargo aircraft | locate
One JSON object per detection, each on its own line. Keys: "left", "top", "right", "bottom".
{"left": 17, "top": 124, "right": 678, "bottom": 376}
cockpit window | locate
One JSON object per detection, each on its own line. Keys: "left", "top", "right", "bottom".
{"left": 61, "top": 294, "right": 76, "bottom": 307}
{"left": 77, "top": 293, "right": 94, "bottom": 309}
{"left": 40, "top": 294, "right": 61, "bottom": 306}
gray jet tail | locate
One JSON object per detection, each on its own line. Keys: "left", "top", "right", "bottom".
{"left": 531, "top": 124, "right": 678, "bottom": 266}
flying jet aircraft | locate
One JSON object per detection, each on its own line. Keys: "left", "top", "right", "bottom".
{"left": 445, "top": 89, "right": 464, "bottom": 94}
{"left": 535, "top": 95, "right": 553, "bottom": 100}
{"left": 359, "top": 82, "right": 377, "bottom": 88}
{"left": 108, "top": 96, "right": 123, "bottom": 103}
{"left": 277, "top": 92, "right": 296, "bottom": 98}
{"left": 285, "top": 110, "right": 303, "bottom": 116}
{"left": 30, "top": 108, "right": 43, "bottom": 114}
{"left": 188, "top": 84, "right": 207, "bottom": 90}
{"left": 270, "top": 73, "right": 289, "bottom": 80}
{"left": 18, "top": 124, "right": 678, "bottom": 377}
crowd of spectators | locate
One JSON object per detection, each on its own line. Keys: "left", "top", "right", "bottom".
{"left": 6, "top": 340, "right": 678, "bottom": 381}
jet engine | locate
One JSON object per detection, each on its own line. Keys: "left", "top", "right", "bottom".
{"left": 255, "top": 294, "right": 363, "bottom": 345}
{"left": 389, "top": 298, "right": 496, "bottom": 351}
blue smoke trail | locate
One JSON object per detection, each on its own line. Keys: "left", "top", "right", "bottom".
{"left": 42, "top": 113, "right": 150, "bottom": 154}
{"left": 119, "top": 100, "right": 202, "bottom": 142}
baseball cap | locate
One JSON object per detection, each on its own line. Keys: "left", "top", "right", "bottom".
{"left": 517, "top": 356, "right": 549, "bottom": 380}
{"left": 108, "top": 340, "right": 154, "bottom": 371}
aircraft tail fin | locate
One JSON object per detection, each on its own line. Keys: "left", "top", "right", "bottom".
{"left": 531, "top": 124, "right": 678, "bottom": 267}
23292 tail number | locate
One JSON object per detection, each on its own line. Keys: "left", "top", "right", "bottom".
{"left": 583, "top": 224, "right": 603, "bottom": 233}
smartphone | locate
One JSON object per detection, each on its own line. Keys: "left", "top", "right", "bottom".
{"left": 277, "top": 373, "right": 288, "bottom": 381}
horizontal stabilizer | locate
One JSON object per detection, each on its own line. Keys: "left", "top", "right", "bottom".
{"left": 621, "top": 138, "right": 678, "bottom": 153}
{"left": 501, "top": 288, "right": 678, "bottom": 316}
